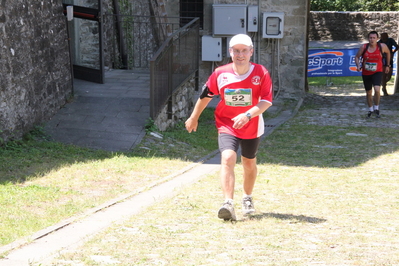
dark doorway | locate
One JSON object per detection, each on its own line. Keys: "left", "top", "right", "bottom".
{"left": 63, "top": 0, "right": 104, "bottom": 83}
{"left": 180, "top": 0, "right": 203, "bottom": 29}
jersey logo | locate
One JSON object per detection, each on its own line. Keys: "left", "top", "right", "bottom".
{"left": 219, "top": 75, "right": 229, "bottom": 86}
{"left": 252, "top": 76, "right": 261, "bottom": 85}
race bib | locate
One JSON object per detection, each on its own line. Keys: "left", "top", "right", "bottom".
{"left": 224, "top": 88, "right": 252, "bottom": 107}
{"left": 364, "top": 62, "right": 377, "bottom": 72}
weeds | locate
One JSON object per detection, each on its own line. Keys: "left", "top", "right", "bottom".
{"left": 23, "top": 125, "right": 50, "bottom": 142}
{"left": 144, "top": 117, "right": 157, "bottom": 133}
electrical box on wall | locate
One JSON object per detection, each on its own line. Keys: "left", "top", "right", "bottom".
{"left": 202, "top": 36, "right": 222, "bottom": 62}
{"left": 262, "top": 12, "right": 284, "bottom": 38}
{"left": 226, "top": 37, "right": 232, "bottom": 57}
{"left": 247, "top": 6, "right": 258, "bottom": 32}
{"left": 213, "top": 4, "right": 247, "bottom": 36}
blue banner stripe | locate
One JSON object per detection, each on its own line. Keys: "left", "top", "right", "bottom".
{"left": 308, "top": 48, "right": 397, "bottom": 77}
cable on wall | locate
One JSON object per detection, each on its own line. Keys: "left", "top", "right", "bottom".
{"left": 275, "top": 38, "right": 281, "bottom": 99}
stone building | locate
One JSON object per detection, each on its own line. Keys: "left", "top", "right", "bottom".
{"left": 0, "top": 1, "right": 73, "bottom": 143}
{"left": 0, "top": 0, "right": 310, "bottom": 143}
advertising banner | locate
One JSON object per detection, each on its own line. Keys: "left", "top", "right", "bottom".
{"left": 308, "top": 48, "right": 397, "bottom": 77}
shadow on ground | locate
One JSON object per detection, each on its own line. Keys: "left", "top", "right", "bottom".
{"left": 257, "top": 89, "right": 399, "bottom": 168}
{"left": 249, "top": 212, "right": 327, "bottom": 223}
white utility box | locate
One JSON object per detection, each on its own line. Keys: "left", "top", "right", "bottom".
{"left": 262, "top": 12, "right": 284, "bottom": 38}
{"left": 213, "top": 4, "right": 247, "bottom": 36}
{"left": 247, "top": 6, "right": 259, "bottom": 32}
{"left": 202, "top": 36, "right": 222, "bottom": 62}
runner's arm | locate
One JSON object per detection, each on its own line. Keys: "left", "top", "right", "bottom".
{"left": 382, "top": 43, "right": 391, "bottom": 73}
{"left": 232, "top": 101, "right": 272, "bottom": 129}
{"left": 355, "top": 46, "right": 364, "bottom": 71}
{"left": 392, "top": 39, "right": 399, "bottom": 54}
{"left": 185, "top": 97, "right": 213, "bottom": 133}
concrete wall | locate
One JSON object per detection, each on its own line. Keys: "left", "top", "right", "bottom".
{"left": 309, "top": 11, "right": 399, "bottom": 41}
{"left": 0, "top": 0, "right": 73, "bottom": 143}
{"left": 258, "top": 0, "right": 309, "bottom": 100}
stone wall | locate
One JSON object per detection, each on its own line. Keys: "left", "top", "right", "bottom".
{"left": 309, "top": 11, "right": 399, "bottom": 41}
{"left": 154, "top": 76, "right": 197, "bottom": 131}
{"left": 0, "top": 0, "right": 73, "bottom": 143}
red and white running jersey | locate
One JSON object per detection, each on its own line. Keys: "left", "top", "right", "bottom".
{"left": 362, "top": 43, "right": 384, "bottom": 75}
{"left": 206, "top": 62, "right": 273, "bottom": 139}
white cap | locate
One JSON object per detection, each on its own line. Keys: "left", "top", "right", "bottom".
{"left": 229, "top": 34, "right": 253, "bottom": 48}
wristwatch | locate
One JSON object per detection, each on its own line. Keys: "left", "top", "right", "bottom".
{"left": 245, "top": 112, "right": 251, "bottom": 121}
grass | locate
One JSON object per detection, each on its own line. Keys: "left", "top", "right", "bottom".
{"left": 2, "top": 81, "right": 399, "bottom": 265}
{"left": 0, "top": 108, "right": 218, "bottom": 248}
{"left": 308, "top": 76, "right": 364, "bottom": 86}
{"left": 48, "top": 122, "right": 399, "bottom": 265}
{"left": 260, "top": 124, "right": 399, "bottom": 167}
{"left": 44, "top": 82, "right": 399, "bottom": 265}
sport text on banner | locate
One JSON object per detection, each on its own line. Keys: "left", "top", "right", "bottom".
{"left": 308, "top": 48, "right": 397, "bottom": 77}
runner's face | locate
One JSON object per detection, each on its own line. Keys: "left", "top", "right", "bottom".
{"left": 368, "top": 34, "right": 378, "bottom": 44}
{"left": 230, "top": 44, "right": 253, "bottom": 65}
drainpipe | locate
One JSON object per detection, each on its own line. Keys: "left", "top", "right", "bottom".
{"left": 113, "top": 0, "right": 128, "bottom": 68}
{"left": 394, "top": 21, "right": 399, "bottom": 94}
{"left": 256, "top": 0, "right": 263, "bottom": 64}
{"left": 66, "top": 5, "right": 74, "bottom": 96}
{"left": 305, "top": 0, "right": 310, "bottom": 93}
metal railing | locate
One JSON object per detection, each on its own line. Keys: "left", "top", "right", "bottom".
{"left": 104, "top": 15, "right": 189, "bottom": 70}
{"left": 104, "top": 15, "right": 200, "bottom": 120}
{"left": 149, "top": 18, "right": 200, "bottom": 119}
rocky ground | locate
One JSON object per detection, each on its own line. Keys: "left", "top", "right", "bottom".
{"left": 300, "top": 85, "right": 399, "bottom": 129}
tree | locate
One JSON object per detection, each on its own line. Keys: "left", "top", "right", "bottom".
{"left": 359, "top": 0, "right": 399, "bottom": 11}
{"left": 310, "top": 0, "right": 398, "bottom": 11}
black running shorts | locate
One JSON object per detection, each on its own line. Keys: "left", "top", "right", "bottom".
{"left": 362, "top": 72, "right": 383, "bottom": 91}
{"left": 218, "top": 133, "right": 260, "bottom": 159}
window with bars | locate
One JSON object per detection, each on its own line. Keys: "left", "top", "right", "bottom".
{"left": 180, "top": 0, "right": 204, "bottom": 28}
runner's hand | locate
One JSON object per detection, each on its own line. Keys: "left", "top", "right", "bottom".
{"left": 185, "top": 118, "right": 198, "bottom": 133}
{"left": 232, "top": 113, "right": 249, "bottom": 129}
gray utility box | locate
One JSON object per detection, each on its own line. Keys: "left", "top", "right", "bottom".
{"left": 202, "top": 36, "right": 222, "bottom": 62}
{"left": 213, "top": 4, "right": 247, "bottom": 36}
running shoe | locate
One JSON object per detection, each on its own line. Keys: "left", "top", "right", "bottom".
{"left": 218, "top": 201, "right": 236, "bottom": 221}
{"left": 242, "top": 196, "right": 255, "bottom": 215}
{"left": 367, "top": 111, "right": 373, "bottom": 118}
{"left": 374, "top": 110, "right": 380, "bottom": 118}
